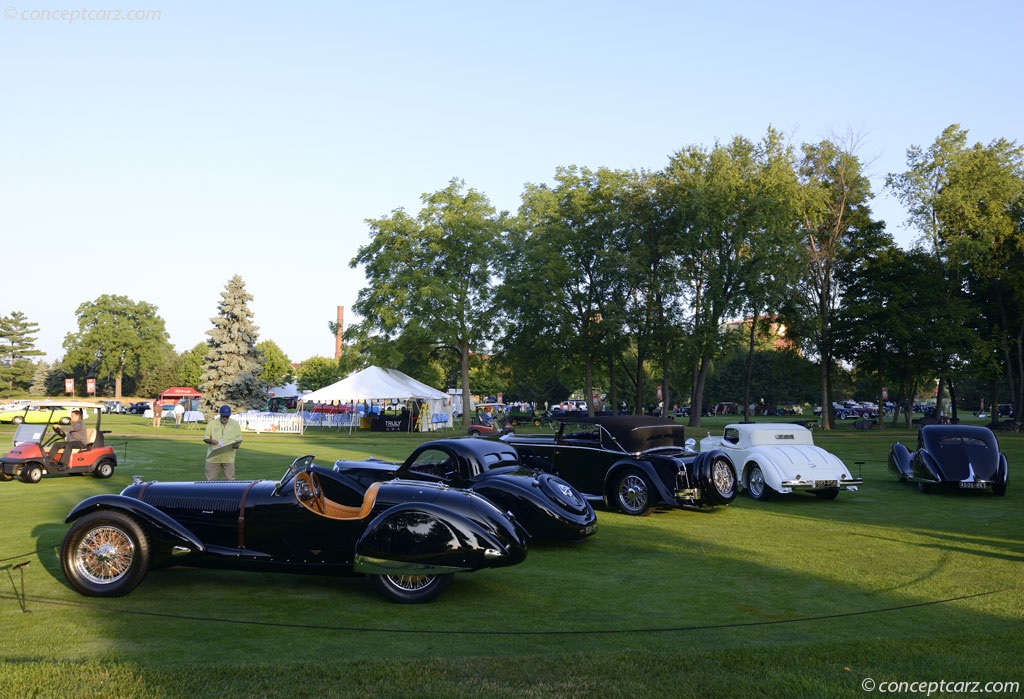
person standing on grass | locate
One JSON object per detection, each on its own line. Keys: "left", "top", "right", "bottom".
{"left": 152, "top": 401, "right": 162, "bottom": 428}
{"left": 202, "top": 404, "right": 243, "bottom": 480}
{"left": 174, "top": 401, "right": 185, "bottom": 427}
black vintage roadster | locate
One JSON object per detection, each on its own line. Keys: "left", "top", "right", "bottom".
{"left": 60, "top": 455, "right": 529, "bottom": 603}
{"left": 889, "top": 424, "right": 1009, "bottom": 495}
{"left": 332, "top": 438, "right": 597, "bottom": 542}
{"left": 501, "top": 416, "right": 738, "bottom": 516}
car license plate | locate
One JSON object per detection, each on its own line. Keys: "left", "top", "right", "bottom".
{"left": 814, "top": 480, "right": 837, "bottom": 488}
{"left": 959, "top": 481, "right": 987, "bottom": 489}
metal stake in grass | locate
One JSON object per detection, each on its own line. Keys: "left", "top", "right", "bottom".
{"left": 12, "top": 560, "right": 30, "bottom": 613}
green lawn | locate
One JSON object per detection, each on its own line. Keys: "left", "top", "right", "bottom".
{"left": 1, "top": 415, "right": 1021, "bottom": 698}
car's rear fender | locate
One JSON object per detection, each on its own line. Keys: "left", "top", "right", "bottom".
{"left": 997, "top": 453, "right": 1009, "bottom": 484}
{"left": 912, "top": 451, "right": 942, "bottom": 482}
{"left": 65, "top": 494, "right": 205, "bottom": 553}
{"left": 355, "top": 501, "right": 527, "bottom": 575}
{"left": 604, "top": 459, "right": 676, "bottom": 507}
{"left": 888, "top": 442, "right": 913, "bottom": 479}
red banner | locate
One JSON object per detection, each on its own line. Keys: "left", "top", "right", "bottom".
{"left": 86, "top": 378, "right": 96, "bottom": 395}
{"left": 64, "top": 378, "right": 74, "bottom": 394}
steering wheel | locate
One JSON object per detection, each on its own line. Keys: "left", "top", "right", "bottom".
{"left": 306, "top": 471, "right": 326, "bottom": 514}
{"left": 52, "top": 425, "right": 64, "bottom": 436}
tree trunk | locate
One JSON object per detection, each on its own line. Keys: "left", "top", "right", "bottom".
{"left": 460, "top": 339, "right": 471, "bottom": 428}
{"left": 608, "top": 354, "right": 618, "bottom": 416}
{"left": 742, "top": 315, "right": 758, "bottom": 423}
{"left": 585, "top": 355, "right": 595, "bottom": 417}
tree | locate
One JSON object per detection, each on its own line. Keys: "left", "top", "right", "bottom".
{"left": 0, "top": 311, "right": 45, "bottom": 396}
{"left": 787, "top": 136, "right": 876, "bottom": 430}
{"left": 662, "top": 132, "right": 803, "bottom": 426}
{"left": 501, "top": 166, "right": 631, "bottom": 415}
{"left": 62, "top": 295, "right": 173, "bottom": 399}
{"left": 177, "top": 343, "right": 207, "bottom": 389}
{"left": 296, "top": 356, "right": 343, "bottom": 392}
{"left": 887, "top": 124, "right": 1024, "bottom": 417}
{"left": 257, "top": 340, "right": 293, "bottom": 388}
{"left": 200, "top": 276, "right": 264, "bottom": 414}
{"left": 833, "top": 246, "right": 976, "bottom": 427}
{"left": 351, "top": 179, "right": 503, "bottom": 422}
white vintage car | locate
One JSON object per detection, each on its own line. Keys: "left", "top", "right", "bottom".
{"left": 699, "top": 423, "right": 862, "bottom": 500}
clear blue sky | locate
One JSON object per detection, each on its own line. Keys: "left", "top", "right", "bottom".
{"left": 2, "top": 0, "right": 1021, "bottom": 365}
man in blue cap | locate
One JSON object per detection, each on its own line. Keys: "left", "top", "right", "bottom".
{"left": 202, "top": 404, "right": 243, "bottom": 480}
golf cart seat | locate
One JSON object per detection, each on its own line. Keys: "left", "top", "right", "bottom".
{"left": 69, "top": 429, "right": 98, "bottom": 455}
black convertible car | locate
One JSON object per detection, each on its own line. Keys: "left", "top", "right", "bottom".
{"left": 332, "top": 438, "right": 597, "bottom": 542}
{"left": 501, "top": 416, "right": 738, "bottom": 516}
{"left": 889, "top": 424, "right": 1009, "bottom": 495}
{"left": 60, "top": 455, "right": 528, "bottom": 603}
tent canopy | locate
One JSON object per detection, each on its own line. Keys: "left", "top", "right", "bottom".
{"left": 299, "top": 366, "right": 448, "bottom": 404}
{"left": 159, "top": 387, "right": 203, "bottom": 399}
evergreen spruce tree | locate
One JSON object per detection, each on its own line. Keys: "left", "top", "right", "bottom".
{"left": 200, "top": 276, "right": 265, "bottom": 414}
{"left": 30, "top": 360, "right": 51, "bottom": 396}
{"left": 0, "top": 311, "right": 45, "bottom": 395}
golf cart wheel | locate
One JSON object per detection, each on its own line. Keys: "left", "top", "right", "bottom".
{"left": 93, "top": 459, "right": 116, "bottom": 479}
{"left": 21, "top": 463, "right": 43, "bottom": 484}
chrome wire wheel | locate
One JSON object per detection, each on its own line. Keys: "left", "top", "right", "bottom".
{"left": 73, "top": 525, "right": 135, "bottom": 585}
{"left": 747, "top": 465, "right": 770, "bottom": 501}
{"left": 712, "top": 459, "right": 736, "bottom": 497}
{"left": 616, "top": 470, "right": 652, "bottom": 515}
{"left": 372, "top": 572, "right": 453, "bottom": 603}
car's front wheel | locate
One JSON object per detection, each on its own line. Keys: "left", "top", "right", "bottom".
{"left": 747, "top": 464, "right": 773, "bottom": 501}
{"left": 61, "top": 510, "right": 151, "bottom": 597}
{"left": 371, "top": 573, "right": 453, "bottom": 603}
{"left": 12, "top": 416, "right": 24, "bottom": 425}
{"left": 614, "top": 468, "right": 654, "bottom": 516}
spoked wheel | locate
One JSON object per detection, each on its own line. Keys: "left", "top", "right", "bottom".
{"left": 371, "top": 573, "right": 454, "bottom": 603}
{"left": 61, "top": 510, "right": 151, "bottom": 597}
{"left": 701, "top": 456, "right": 738, "bottom": 505}
{"left": 614, "top": 468, "right": 654, "bottom": 516}
{"left": 747, "top": 464, "right": 773, "bottom": 501}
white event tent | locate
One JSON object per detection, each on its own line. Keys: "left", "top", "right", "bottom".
{"left": 297, "top": 366, "right": 452, "bottom": 432}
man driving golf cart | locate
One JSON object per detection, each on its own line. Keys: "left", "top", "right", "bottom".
{"left": 0, "top": 400, "right": 117, "bottom": 483}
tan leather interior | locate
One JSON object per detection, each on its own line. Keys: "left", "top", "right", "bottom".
{"left": 295, "top": 473, "right": 381, "bottom": 520}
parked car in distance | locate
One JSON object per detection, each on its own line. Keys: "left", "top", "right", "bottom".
{"left": 101, "top": 400, "right": 126, "bottom": 414}
{"left": 60, "top": 455, "right": 528, "bottom": 603}
{"left": 888, "top": 424, "right": 1008, "bottom": 495}
{"left": 0, "top": 403, "right": 87, "bottom": 425}
{"left": 127, "top": 401, "right": 150, "bottom": 414}
{"left": 699, "top": 423, "right": 862, "bottom": 500}
{"left": 332, "top": 438, "right": 597, "bottom": 542}
{"left": 501, "top": 416, "right": 737, "bottom": 516}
